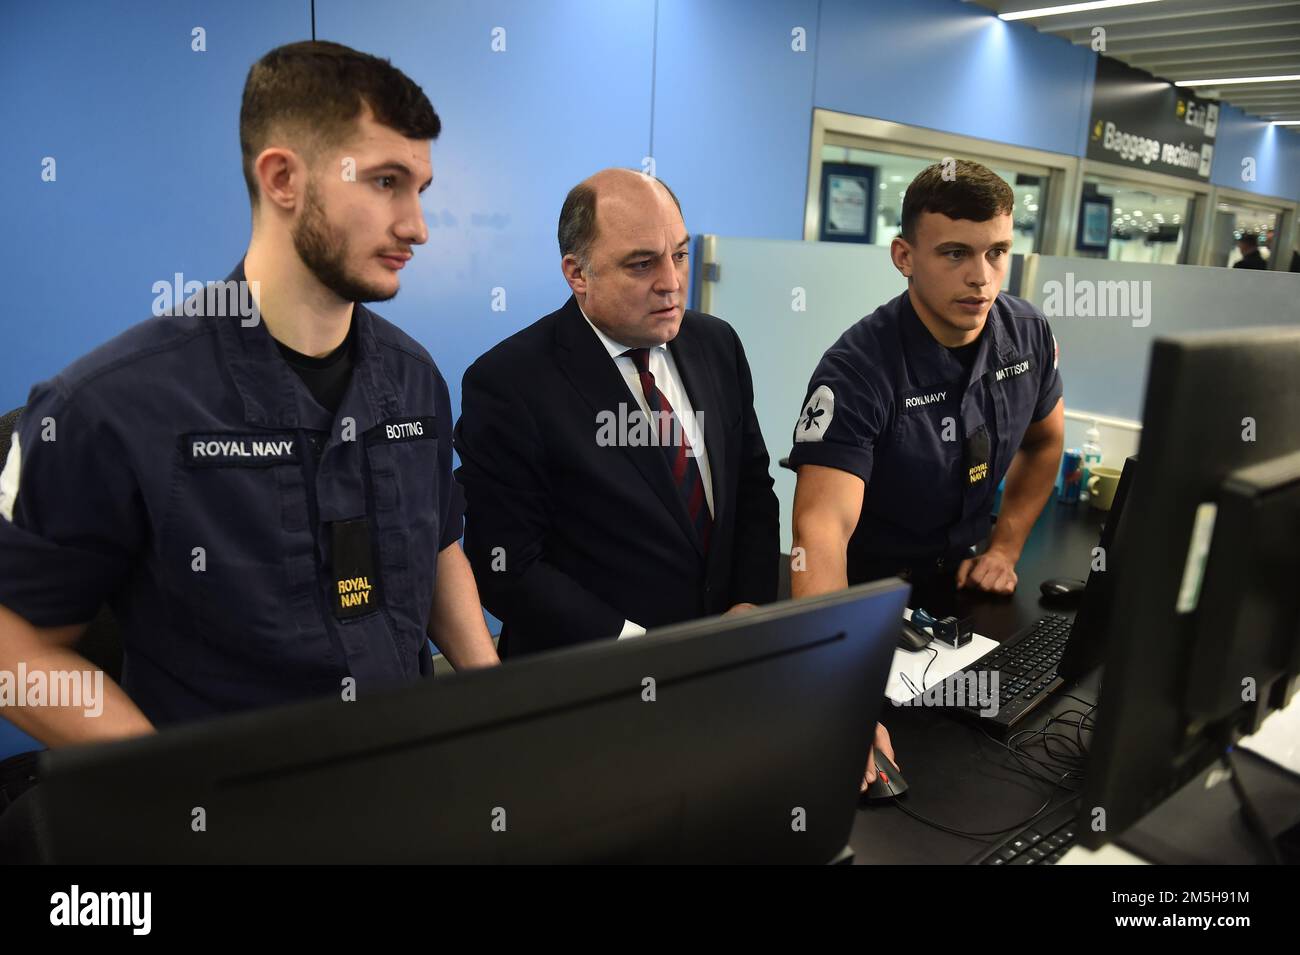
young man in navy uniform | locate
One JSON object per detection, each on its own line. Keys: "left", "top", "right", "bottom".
{"left": 789, "top": 160, "right": 1065, "bottom": 788}
{"left": 0, "top": 41, "right": 498, "bottom": 756}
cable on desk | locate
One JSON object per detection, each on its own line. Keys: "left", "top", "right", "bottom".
{"left": 892, "top": 771, "right": 1079, "bottom": 841}
{"left": 1032, "top": 721, "right": 1090, "bottom": 758}
{"left": 985, "top": 724, "right": 1085, "bottom": 788}
{"left": 1007, "top": 711, "right": 1094, "bottom": 769}
{"left": 1041, "top": 733, "right": 1086, "bottom": 764}
{"left": 1047, "top": 708, "right": 1095, "bottom": 730}
{"left": 891, "top": 682, "right": 1099, "bottom": 843}
{"left": 921, "top": 646, "right": 939, "bottom": 691}
{"left": 1080, "top": 703, "right": 1097, "bottom": 749}
{"left": 896, "top": 647, "right": 941, "bottom": 702}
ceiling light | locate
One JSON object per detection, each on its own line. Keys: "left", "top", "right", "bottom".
{"left": 1176, "top": 74, "right": 1300, "bottom": 87}
{"left": 999, "top": 0, "right": 1163, "bottom": 21}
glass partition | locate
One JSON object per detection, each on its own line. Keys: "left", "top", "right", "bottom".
{"left": 820, "top": 145, "right": 1046, "bottom": 257}
{"left": 1080, "top": 176, "right": 1193, "bottom": 266}
{"left": 1210, "top": 200, "right": 1280, "bottom": 268}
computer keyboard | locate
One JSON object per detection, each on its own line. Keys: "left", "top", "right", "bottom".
{"left": 955, "top": 613, "right": 1073, "bottom": 730}
{"left": 971, "top": 799, "right": 1081, "bottom": 865}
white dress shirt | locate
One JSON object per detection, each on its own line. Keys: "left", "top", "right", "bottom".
{"left": 578, "top": 304, "right": 716, "bottom": 639}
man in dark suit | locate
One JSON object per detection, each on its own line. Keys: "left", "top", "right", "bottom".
{"left": 454, "top": 168, "right": 779, "bottom": 657}
{"left": 1232, "top": 233, "right": 1268, "bottom": 270}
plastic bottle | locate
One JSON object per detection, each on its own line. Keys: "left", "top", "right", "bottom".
{"left": 1080, "top": 421, "right": 1103, "bottom": 503}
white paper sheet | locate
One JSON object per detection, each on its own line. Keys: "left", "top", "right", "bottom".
{"left": 884, "top": 608, "right": 999, "bottom": 705}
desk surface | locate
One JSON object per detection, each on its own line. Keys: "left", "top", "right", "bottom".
{"left": 851, "top": 501, "right": 1108, "bottom": 865}
{"left": 850, "top": 501, "right": 1300, "bottom": 865}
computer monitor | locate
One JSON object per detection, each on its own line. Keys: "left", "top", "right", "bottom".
{"left": 1078, "top": 327, "right": 1300, "bottom": 850}
{"left": 36, "top": 579, "right": 909, "bottom": 863}
{"left": 1056, "top": 454, "right": 1138, "bottom": 683}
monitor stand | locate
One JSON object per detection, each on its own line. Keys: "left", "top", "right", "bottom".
{"left": 1116, "top": 749, "right": 1300, "bottom": 864}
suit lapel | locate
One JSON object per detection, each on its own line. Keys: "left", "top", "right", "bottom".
{"left": 554, "top": 297, "right": 702, "bottom": 554}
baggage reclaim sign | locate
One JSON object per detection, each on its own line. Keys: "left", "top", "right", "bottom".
{"left": 1086, "top": 56, "right": 1219, "bottom": 182}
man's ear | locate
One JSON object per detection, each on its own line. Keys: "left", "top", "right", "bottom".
{"left": 561, "top": 254, "right": 589, "bottom": 295}
{"left": 254, "top": 147, "right": 306, "bottom": 214}
{"left": 890, "top": 236, "right": 914, "bottom": 279}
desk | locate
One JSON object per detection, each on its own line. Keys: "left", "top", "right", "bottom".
{"left": 848, "top": 500, "right": 1300, "bottom": 865}
{"left": 850, "top": 500, "right": 1104, "bottom": 864}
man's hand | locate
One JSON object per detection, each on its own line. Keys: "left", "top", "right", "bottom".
{"left": 860, "top": 722, "right": 896, "bottom": 792}
{"left": 724, "top": 602, "right": 758, "bottom": 616}
{"left": 956, "top": 548, "right": 1018, "bottom": 595}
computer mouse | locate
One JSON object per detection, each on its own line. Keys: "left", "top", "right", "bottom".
{"left": 1039, "top": 577, "right": 1087, "bottom": 607}
{"left": 898, "top": 619, "right": 933, "bottom": 651}
{"left": 863, "top": 750, "right": 908, "bottom": 800}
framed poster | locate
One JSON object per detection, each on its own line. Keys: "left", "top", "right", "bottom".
{"left": 819, "top": 162, "right": 875, "bottom": 243}
{"left": 1076, "top": 194, "right": 1113, "bottom": 252}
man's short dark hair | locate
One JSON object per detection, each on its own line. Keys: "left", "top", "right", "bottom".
{"left": 239, "top": 40, "right": 441, "bottom": 209}
{"left": 558, "top": 174, "right": 683, "bottom": 271}
{"left": 1238, "top": 232, "right": 1259, "bottom": 249}
{"left": 900, "top": 160, "right": 1014, "bottom": 244}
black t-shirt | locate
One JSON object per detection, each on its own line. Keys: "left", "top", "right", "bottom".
{"left": 947, "top": 328, "right": 985, "bottom": 374}
{"left": 276, "top": 320, "right": 355, "bottom": 415}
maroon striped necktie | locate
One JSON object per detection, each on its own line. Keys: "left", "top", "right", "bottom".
{"left": 621, "top": 348, "right": 712, "bottom": 553}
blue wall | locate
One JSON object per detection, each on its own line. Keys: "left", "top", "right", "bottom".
{"left": 2, "top": 0, "right": 1298, "bottom": 758}
{"left": 1210, "top": 104, "right": 1300, "bottom": 205}
{"left": 4, "top": 0, "right": 1298, "bottom": 414}
{"left": 814, "top": 0, "right": 1097, "bottom": 157}
{"left": 653, "top": 0, "right": 819, "bottom": 241}
{"left": 0, "top": 0, "right": 309, "bottom": 412}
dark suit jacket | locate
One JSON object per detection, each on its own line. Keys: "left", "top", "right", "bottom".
{"left": 454, "top": 296, "right": 779, "bottom": 657}
{"left": 1233, "top": 250, "right": 1267, "bottom": 270}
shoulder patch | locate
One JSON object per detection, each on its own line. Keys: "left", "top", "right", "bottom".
{"left": 795, "top": 385, "right": 835, "bottom": 443}
{"left": 0, "top": 431, "right": 21, "bottom": 522}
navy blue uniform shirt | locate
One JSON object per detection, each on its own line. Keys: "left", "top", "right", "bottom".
{"left": 0, "top": 261, "right": 462, "bottom": 726}
{"left": 788, "top": 290, "right": 1061, "bottom": 579}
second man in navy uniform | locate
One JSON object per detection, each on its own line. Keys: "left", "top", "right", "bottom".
{"left": 788, "top": 160, "right": 1065, "bottom": 787}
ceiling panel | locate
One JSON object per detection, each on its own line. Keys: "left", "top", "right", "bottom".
{"left": 967, "top": 0, "right": 1300, "bottom": 123}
